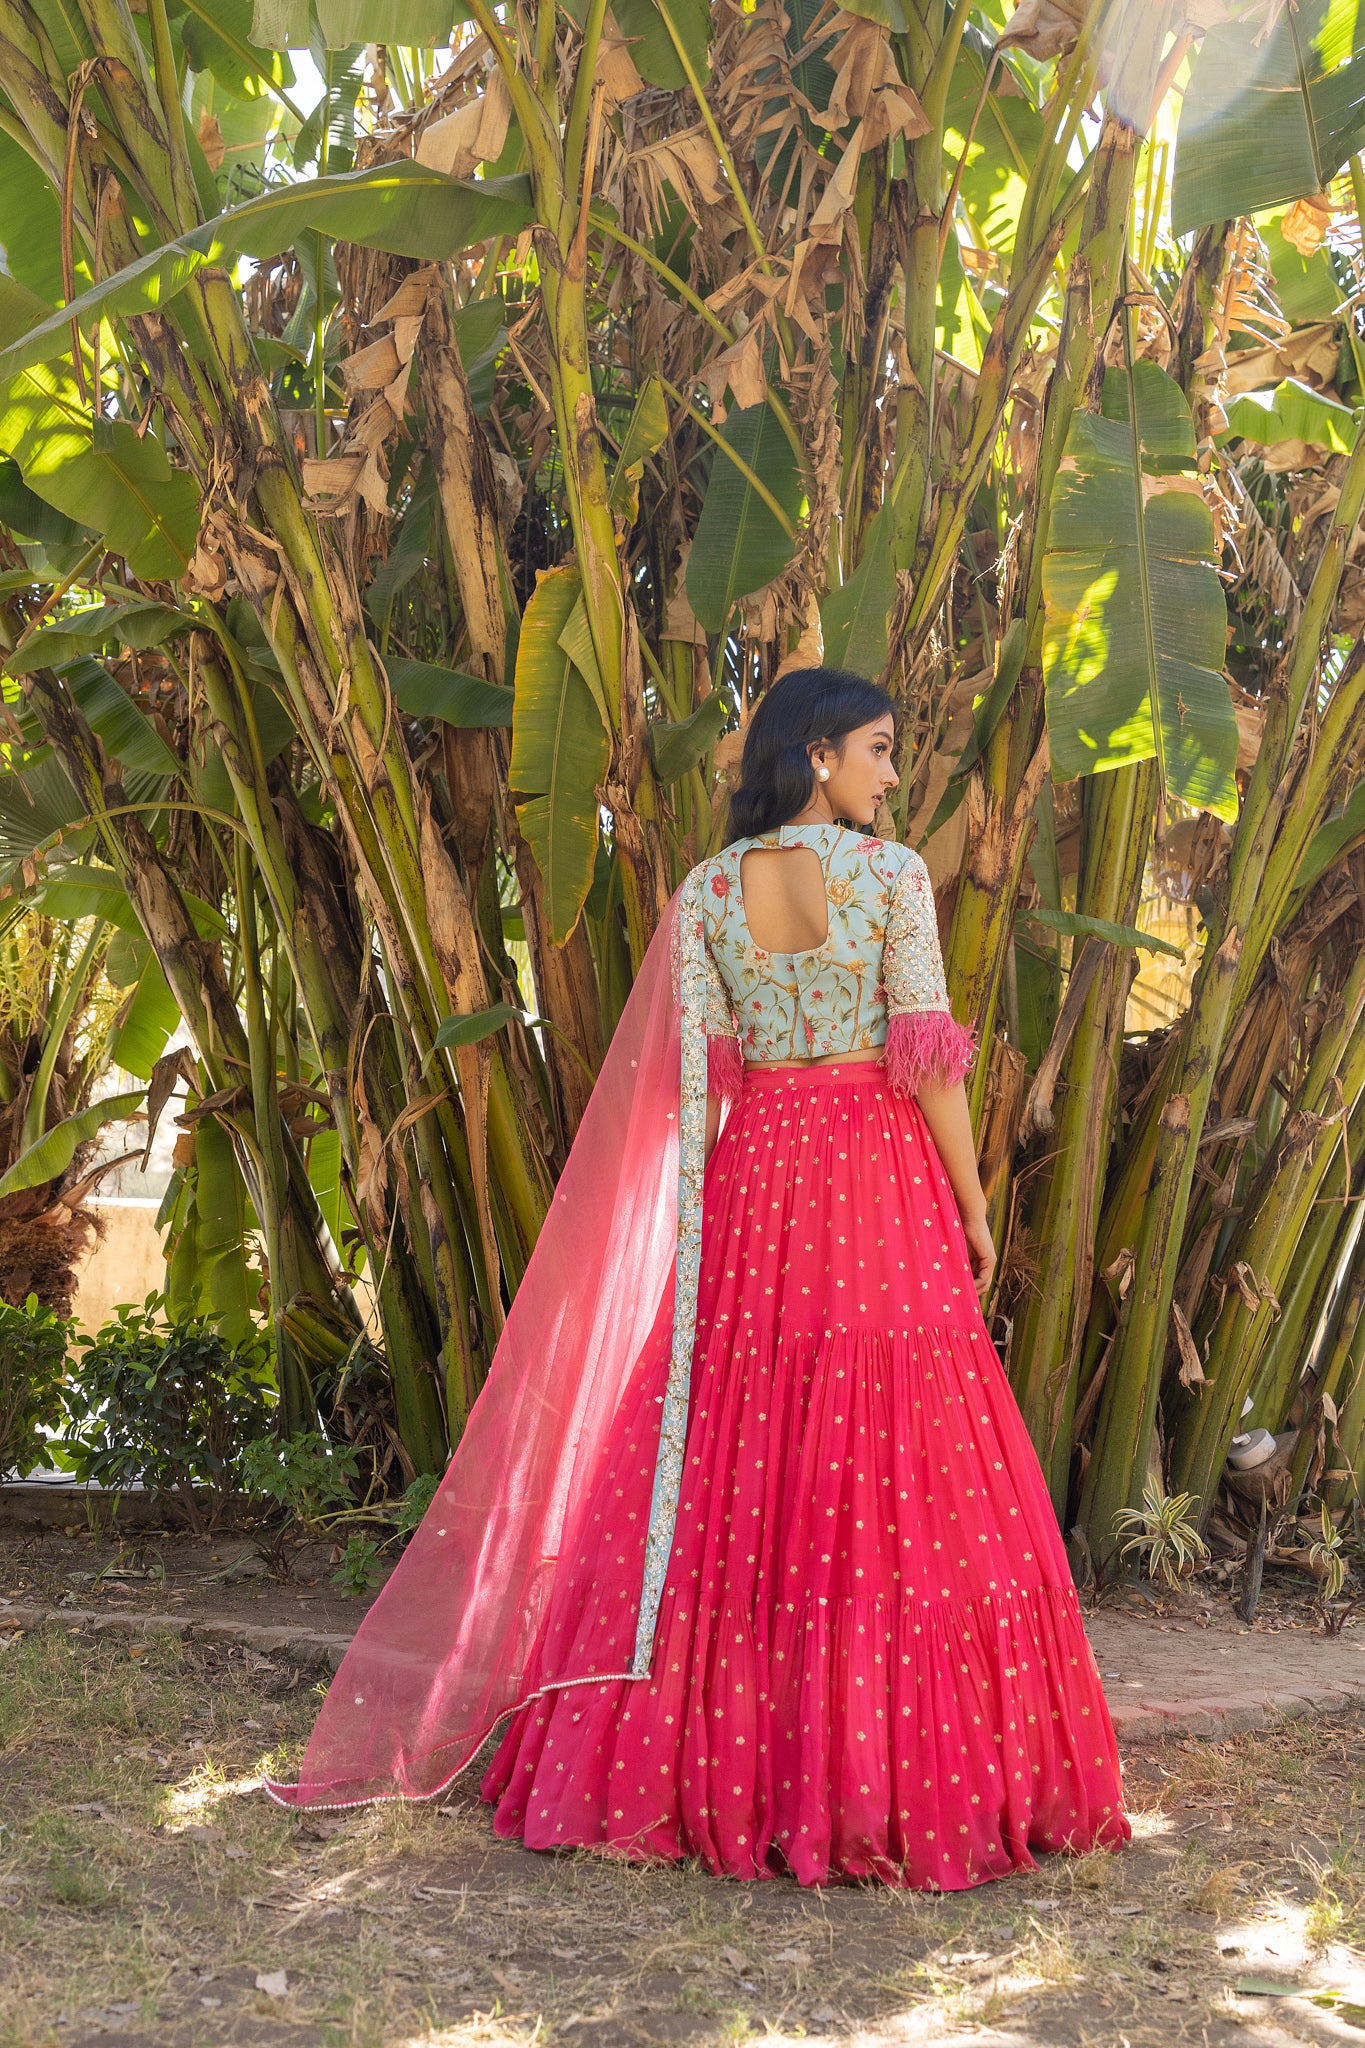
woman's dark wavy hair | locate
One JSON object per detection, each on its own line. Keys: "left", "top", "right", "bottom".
{"left": 725, "top": 668, "right": 897, "bottom": 840}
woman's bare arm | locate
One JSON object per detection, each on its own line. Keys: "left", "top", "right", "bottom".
{"left": 914, "top": 1078, "right": 996, "bottom": 1293}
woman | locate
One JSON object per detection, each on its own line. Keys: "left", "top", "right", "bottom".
{"left": 266, "top": 668, "right": 1128, "bottom": 1891}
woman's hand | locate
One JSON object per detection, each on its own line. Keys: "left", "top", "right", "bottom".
{"left": 962, "top": 1209, "right": 996, "bottom": 1295}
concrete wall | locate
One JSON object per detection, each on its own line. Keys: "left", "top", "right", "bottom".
{"left": 67, "top": 1198, "right": 381, "bottom": 1342}
{"left": 70, "top": 1198, "right": 165, "bottom": 1336}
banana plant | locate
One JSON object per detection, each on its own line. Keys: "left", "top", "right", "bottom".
{"left": 3, "top": 0, "right": 1365, "bottom": 1546}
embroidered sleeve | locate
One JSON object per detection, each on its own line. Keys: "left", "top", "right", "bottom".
{"left": 702, "top": 903, "right": 744, "bottom": 1108}
{"left": 879, "top": 849, "right": 977, "bottom": 1094}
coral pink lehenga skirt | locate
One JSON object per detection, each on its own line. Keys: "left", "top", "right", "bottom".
{"left": 482, "top": 1061, "right": 1129, "bottom": 1889}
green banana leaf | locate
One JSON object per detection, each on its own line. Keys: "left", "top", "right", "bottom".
{"left": 389, "top": 659, "right": 514, "bottom": 727}
{"left": 0, "top": 1089, "right": 147, "bottom": 1198}
{"left": 821, "top": 503, "right": 899, "bottom": 680}
{"left": 0, "top": 756, "right": 93, "bottom": 873}
{"left": 194, "top": 1110, "right": 256, "bottom": 1347}
{"left": 367, "top": 487, "right": 436, "bottom": 623}
{"left": 6, "top": 601, "right": 191, "bottom": 674}
{"left": 182, "top": 0, "right": 296, "bottom": 97}
{"left": 0, "top": 365, "right": 199, "bottom": 580}
{"left": 305, "top": 1126, "right": 348, "bottom": 1266}
{"left": 63, "top": 661, "right": 184, "bottom": 781}
{"left": 292, "top": 30, "right": 365, "bottom": 174}
{"left": 1042, "top": 361, "right": 1238, "bottom": 822}
{"left": 1017, "top": 904, "right": 1185, "bottom": 958}
{"left": 649, "top": 692, "right": 731, "bottom": 782}
{"left": 1222, "top": 379, "right": 1358, "bottom": 455}
{"left": 35, "top": 866, "right": 230, "bottom": 941}
{"left": 685, "top": 403, "right": 805, "bottom": 634}
{"left": 944, "top": 26, "right": 1044, "bottom": 257}
{"left": 1172, "top": 0, "right": 1365, "bottom": 234}
{"left": 105, "top": 948, "right": 181, "bottom": 1083}
{"left": 614, "top": 0, "right": 712, "bottom": 89}
{"left": 1258, "top": 214, "right": 1341, "bottom": 324}
{"left": 454, "top": 297, "right": 509, "bottom": 415}
{"left": 252, "top": 0, "right": 474, "bottom": 44}
{"left": 0, "top": 132, "right": 71, "bottom": 305}
{"left": 0, "top": 166, "right": 536, "bottom": 385}
{"left": 509, "top": 566, "right": 611, "bottom": 943}
{"left": 1296, "top": 779, "right": 1365, "bottom": 895}
{"left": 840, "top": 0, "right": 907, "bottom": 26}
{"left": 609, "top": 376, "right": 670, "bottom": 513}
{"left": 0, "top": 458, "right": 92, "bottom": 548}
{"left": 433, "top": 1003, "right": 531, "bottom": 1051}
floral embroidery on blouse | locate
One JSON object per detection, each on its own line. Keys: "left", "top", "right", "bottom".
{"left": 699, "top": 821, "right": 958, "bottom": 1061}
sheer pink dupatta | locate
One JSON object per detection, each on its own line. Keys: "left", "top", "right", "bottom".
{"left": 264, "top": 879, "right": 695, "bottom": 1811}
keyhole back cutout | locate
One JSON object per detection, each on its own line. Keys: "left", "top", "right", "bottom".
{"left": 738, "top": 845, "right": 831, "bottom": 955}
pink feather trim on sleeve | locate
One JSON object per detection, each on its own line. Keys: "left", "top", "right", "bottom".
{"left": 707, "top": 1034, "right": 745, "bottom": 1107}
{"left": 879, "top": 1010, "right": 977, "bottom": 1095}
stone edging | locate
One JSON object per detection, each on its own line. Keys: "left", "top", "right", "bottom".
{"left": 1106, "top": 1683, "right": 1365, "bottom": 1741}
{"left": 0, "top": 1602, "right": 351, "bottom": 1671}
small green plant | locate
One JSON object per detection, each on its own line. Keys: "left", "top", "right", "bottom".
{"left": 1308, "top": 1501, "right": 1350, "bottom": 1602}
{"left": 331, "top": 1531, "right": 384, "bottom": 1594}
{"left": 240, "top": 1429, "right": 361, "bottom": 1533}
{"left": 389, "top": 1470, "right": 439, "bottom": 1536}
{"left": 60, "top": 1295, "right": 275, "bottom": 1535}
{"left": 239, "top": 1431, "right": 442, "bottom": 1583}
{"left": 0, "top": 1293, "right": 70, "bottom": 1478}
{"left": 47, "top": 1860, "right": 118, "bottom": 1910}
{"left": 1113, "top": 1478, "right": 1210, "bottom": 1593}
{"left": 1305, "top": 1500, "right": 1359, "bottom": 1632}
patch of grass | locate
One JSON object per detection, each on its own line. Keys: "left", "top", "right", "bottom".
{"left": 5, "top": 1625, "right": 1365, "bottom": 2045}
{"left": 1299, "top": 1842, "right": 1365, "bottom": 1951}
{"left": 45, "top": 1859, "right": 120, "bottom": 1911}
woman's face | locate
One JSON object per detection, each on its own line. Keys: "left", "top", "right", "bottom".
{"left": 813, "top": 716, "right": 898, "bottom": 826}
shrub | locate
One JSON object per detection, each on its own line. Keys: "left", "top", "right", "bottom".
{"left": 60, "top": 1295, "right": 275, "bottom": 1535}
{"left": 0, "top": 1293, "right": 70, "bottom": 1479}
{"left": 238, "top": 1433, "right": 443, "bottom": 1587}
{"left": 240, "top": 1428, "right": 361, "bottom": 1534}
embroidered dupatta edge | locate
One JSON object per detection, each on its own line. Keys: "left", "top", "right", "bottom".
{"left": 631, "top": 862, "right": 711, "bottom": 1674}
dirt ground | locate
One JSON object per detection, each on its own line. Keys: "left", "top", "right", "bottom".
{"left": 0, "top": 1525, "right": 395, "bottom": 1637}
{"left": 6, "top": 1533, "right": 1365, "bottom": 2048}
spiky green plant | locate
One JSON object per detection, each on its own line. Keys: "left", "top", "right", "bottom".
{"left": 1113, "top": 1479, "right": 1210, "bottom": 1594}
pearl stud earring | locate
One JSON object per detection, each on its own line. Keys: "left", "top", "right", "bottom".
{"left": 816, "top": 765, "right": 831, "bottom": 781}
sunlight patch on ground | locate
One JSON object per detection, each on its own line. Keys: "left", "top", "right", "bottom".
{"left": 395, "top": 2021, "right": 547, "bottom": 2045}
{"left": 158, "top": 1765, "right": 263, "bottom": 1823}
{"left": 1126, "top": 1806, "right": 1176, "bottom": 1842}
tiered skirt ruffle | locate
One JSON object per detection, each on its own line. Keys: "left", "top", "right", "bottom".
{"left": 483, "top": 1062, "right": 1128, "bottom": 1889}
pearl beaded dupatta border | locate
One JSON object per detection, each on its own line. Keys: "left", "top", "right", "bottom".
{"left": 263, "top": 872, "right": 714, "bottom": 1811}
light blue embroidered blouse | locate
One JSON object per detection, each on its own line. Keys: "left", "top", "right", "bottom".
{"left": 697, "top": 819, "right": 963, "bottom": 1067}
